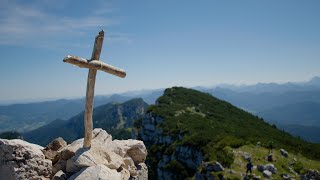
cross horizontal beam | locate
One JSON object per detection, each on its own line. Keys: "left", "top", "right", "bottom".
{"left": 63, "top": 55, "right": 126, "bottom": 78}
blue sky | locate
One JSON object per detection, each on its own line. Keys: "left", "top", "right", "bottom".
{"left": 0, "top": 0, "right": 319, "bottom": 101}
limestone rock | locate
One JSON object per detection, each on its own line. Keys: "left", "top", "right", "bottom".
{"left": 69, "top": 164, "right": 121, "bottom": 180}
{"left": 66, "top": 146, "right": 124, "bottom": 174}
{"left": 263, "top": 170, "right": 272, "bottom": 178}
{"left": 301, "top": 169, "right": 320, "bottom": 180}
{"left": 47, "top": 137, "right": 67, "bottom": 151}
{"left": 130, "top": 163, "right": 148, "bottom": 180}
{"left": 122, "top": 157, "right": 138, "bottom": 176}
{"left": 242, "top": 152, "right": 252, "bottom": 162}
{"left": 265, "top": 163, "right": 277, "bottom": 174}
{"left": 0, "top": 139, "right": 52, "bottom": 180}
{"left": 43, "top": 137, "right": 67, "bottom": 164}
{"left": 52, "top": 159, "right": 67, "bottom": 176}
{"left": 280, "top": 149, "right": 288, "bottom": 158}
{"left": 53, "top": 128, "right": 148, "bottom": 179}
{"left": 113, "top": 139, "right": 148, "bottom": 163}
{"left": 60, "top": 128, "right": 112, "bottom": 161}
{"left": 52, "top": 170, "right": 67, "bottom": 180}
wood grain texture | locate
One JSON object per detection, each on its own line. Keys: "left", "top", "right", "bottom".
{"left": 83, "top": 31, "right": 104, "bottom": 148}
{"left": 63, "top": 55, "right": 126, "bottom": 78}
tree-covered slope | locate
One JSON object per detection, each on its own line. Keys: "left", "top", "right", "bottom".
{"left": 0, "top": 95, "right": 132, "bottom": 133}
{"left": 24, "top": 98, "right": 148, "bottom": 146}
{"left": 136, "top": 87, "right": 320, "bottom": 179}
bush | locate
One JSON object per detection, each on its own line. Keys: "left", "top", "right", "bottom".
{"left": 293, "top": 161, "right": 303, "bottom": 174}
{"left": 216, "top": 146, "right": 234, "bottom": 168}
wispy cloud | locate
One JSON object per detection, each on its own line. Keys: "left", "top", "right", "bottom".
{"left": 0, "top": 0, "right": 129, "bottom": 48}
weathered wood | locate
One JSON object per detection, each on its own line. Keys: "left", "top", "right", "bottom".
{"left": 63, "top": 55, "right": 126, "bottom": 78}
{"left": 63, "top": 30, "right": 126, "bottom": 148}
{"left": 83, "top": 30, "right": 104, "bottom": 148}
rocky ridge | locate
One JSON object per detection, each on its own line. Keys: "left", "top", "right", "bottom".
{"left": 0, "top": 128, "right": 148, "bottom": 179}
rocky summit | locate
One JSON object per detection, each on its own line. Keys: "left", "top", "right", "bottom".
{"left": 0, "top": 128, "right": 148, "bottom": 180}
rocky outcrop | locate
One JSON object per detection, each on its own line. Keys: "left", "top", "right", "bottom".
{"left": 0, "top": 139, "right": 52, "bottom": 179}
{"left": 53, "top": 128, "right": 148, "bottom": 179}
{"left": 194, "top": 161, "right": 225, "bottom": 180}
{"left": 68, "top": 164, "right": 125, "bottom": 180}
{"left": 263, "top": 170, "right": 272, "bottom": 178}
{"left": 280, "top": 149, "right": 288, "bottom": 158}
{"left": 0, "top": 128, "right": 148, "bottom": 180}
{"left": 139, "top": 113, "right": 206, "bottom": 179}
{"left": 301, "top": 169, "right": 320, "bottom": 180}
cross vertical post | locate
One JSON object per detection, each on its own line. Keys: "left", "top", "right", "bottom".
{"left": 83, "top": 30, "right": 104, "bottom": 147}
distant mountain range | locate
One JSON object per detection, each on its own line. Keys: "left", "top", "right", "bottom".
{"left": 0, "top": 77, "right": 319, "bottom": 143}
{"left": 0, "top": 89, "right": 160, "bottom": 133}
{"left": 23, "top": 98, "right": 148, "bottom": 146}
{"left": 208, "top": 76, "right": 320, "bottom": 143}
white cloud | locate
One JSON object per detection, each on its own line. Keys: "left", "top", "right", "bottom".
{"left": 0, "top": 0, "right": 129, "bottom": 48}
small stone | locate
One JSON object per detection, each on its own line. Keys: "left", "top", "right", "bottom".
{"left": 280, "top": 149, "right": 288, "bottom": 158}
{"left": 52, "top": 170, "right": 67, "bottom": 180}
{"left": 265, "top": 163, "right": 277, "bottom": 174}
{"left": 263, "top": 170, "right": 272, "bottom": 178}
{"left": 242, "top": 152, "right": 252, "bottom": 162}
{"left": 257, "top": 165, "right": 265, "bottom": 172}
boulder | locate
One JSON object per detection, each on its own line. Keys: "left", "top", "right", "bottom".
{"left": 66, "top": 146, "right": 124, "bottom": 174}
{"left": 112, "top": 139, "right": 148, "bottom": 163}
{"left": 242, "top": 152, "right": 252, "bottom": 162}
{"left": 43, "top": 137, "right": 67, "bottom": 164}
{"left": 280, "top": 149, "right": 288, "bottom": 158}
{"left": 122, "top": 157, "right": 138, "bottom": 176}
{"left": 257, "top": 164, "right": 265, "bottom": 172}
{"left": 301, "top": 169, "right": 320, "bottom": 180}
{"left": 206, "top": 162, "right": 224, "bottom": 172}
{"left": 47, "top": 137, "right": 67, "bottom": 151}
{"left": 0, "top": 139, "right": 52, "bottom": 179}
{"left": 52, "top": 159, "right": 67, "bottom": 175}
{"left": 265, "top": 163, "right": 277, "bottom": 174}
{"left": 60, "top": 128, "right": 112, "bottom": 161}
{"left": 130, "top": 163, "right": 148, "bottom": 180}
{"left": 52, "top": 170, "right": 67, "bottom": 180}
{"left": 263, "top": 170, "right": 272, "bottom": 178}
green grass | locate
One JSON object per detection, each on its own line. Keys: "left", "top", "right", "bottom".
{"left": 141, "top": 87, "right": 320, "bottom": 179}
{"left": 223, "top": 145, "right": 320, "bottom": 179}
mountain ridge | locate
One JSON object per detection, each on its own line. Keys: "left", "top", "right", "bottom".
{"left": 23, "top": 98, "right": 148, "bottom": 146}
{"left": 135, "top": 87, "right": 320, "bottom": 179}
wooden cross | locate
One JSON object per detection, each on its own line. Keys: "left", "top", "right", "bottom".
{"left": 63, "top": 30, "right": 126, "bottom": 147}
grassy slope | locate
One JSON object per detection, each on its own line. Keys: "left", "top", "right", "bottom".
{"left": 144, "top": 87, "right": 320, "bottom": 179}
{"left": 148, "top": 87, "right": 320, "bottom": 162}
{"left": 224, "top": 145, "right": 320, "bottom": 179}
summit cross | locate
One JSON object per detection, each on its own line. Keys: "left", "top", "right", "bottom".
{"left": 63, "top": 30, "right": 126, "bottom": 147}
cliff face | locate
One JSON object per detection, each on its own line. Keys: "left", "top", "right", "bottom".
{"left": 137, "top": 113, "right": 204, "bottom": 179}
